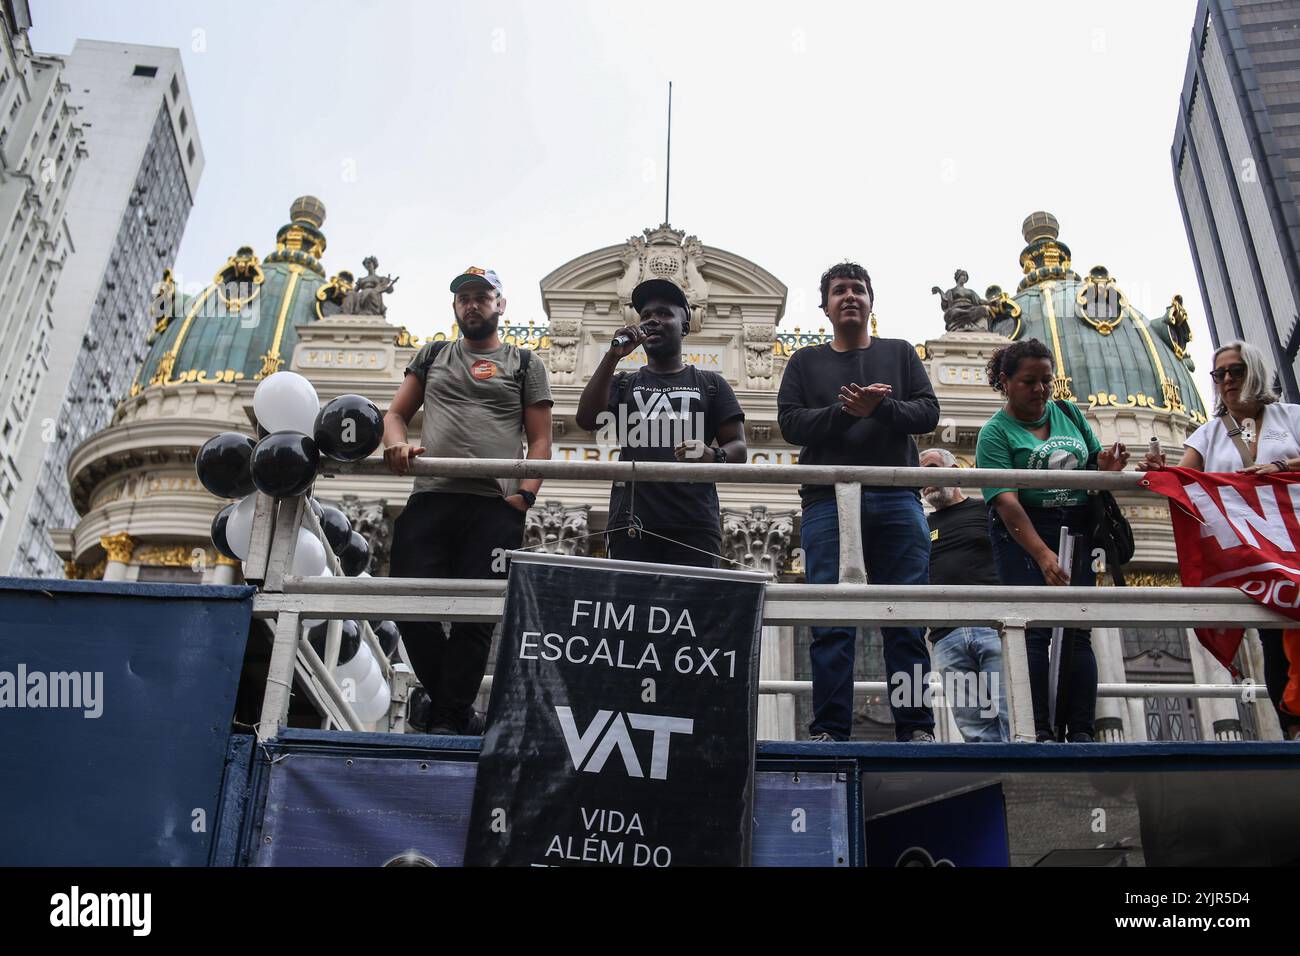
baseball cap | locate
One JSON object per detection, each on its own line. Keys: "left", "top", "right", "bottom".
{"left": 631, "top": 278, "right": 689, "bottom": 315}
{"left": 450, "top": 267, "right": 504, "bottom": 295}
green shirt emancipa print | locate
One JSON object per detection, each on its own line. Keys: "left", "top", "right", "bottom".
{"left": 975, "top": 402, "right": 1102, "bottom": 509}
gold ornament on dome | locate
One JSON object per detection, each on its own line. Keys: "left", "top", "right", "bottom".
{"left": 394, "top": 327, "right": 421, "bottom": 348}
{"left": 315, "top": 270, "right": 354, "bottom": 320}
{"left": 100, "top": 532, "right": 136, "bottom": 564}
{"left": 149, "top": 351, "right": 177, "bottom": 387}
{"left": 148, "top": 268, "right": 177, "bottom": 342}
{"left": 1076, "top": 267, "right": 1127, "bottom": 336}
{"left": 256, "top": 350, "right": 285, "bottom": 379}
{"left": 212, "top": 246, "right": 265, "bottom": 314}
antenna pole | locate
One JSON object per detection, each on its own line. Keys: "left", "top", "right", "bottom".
{"left": 664, "top": 81, "right": 672, "bottom": 225}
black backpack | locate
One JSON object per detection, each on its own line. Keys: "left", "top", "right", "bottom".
{"left": 1055, "top": 399, "right": 1136, "bottom": 583}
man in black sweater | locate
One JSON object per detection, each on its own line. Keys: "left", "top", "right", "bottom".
{"left": 777, "top": 261, "right": 940, "bottom": 742}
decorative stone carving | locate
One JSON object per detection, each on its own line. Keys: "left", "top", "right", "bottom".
{"left": 336, "top": 496, "right": 393, "bottom": 575}
{"left": 524, "top": 501, "right": 591, "bottom": 556}
{"left": 750, "top": 424, "right": 772, "bottom": 442}
{"left": 342, "top": 256, "right": 398, "bottom": 317}
{"left": 931, "top": 269, "right": 992, "bottom": 332}
{"left": 720, "top": 505, "right": 795, "bottom": 575}
{"left": 614, "top": 224, "right": 710, "bottom": 331}
{"left": 100, "top": 531, "right": 136, "bottom": 564}
{"left": 545, "top": 317, "right": 580, "bottom": 381}
{"left": 743, "top": 323, "right": 776, "bottom": 386}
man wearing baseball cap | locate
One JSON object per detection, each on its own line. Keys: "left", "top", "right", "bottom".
{"left": 575, "top": 277, "right": 746, "bottom": 567}
{"left": 383, "top": 266, "right": 553, "bottom": 735}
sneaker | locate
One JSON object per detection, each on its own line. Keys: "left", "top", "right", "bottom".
{"left": 907, "top": 730, "right": 936, "bottom": 743}
{"left": 405, "top": 686, "right": 432, "bottom": 734}
{"left": 808, "top": 732, "right": 837, "bottom": 743}
{"left": 429, "top": 708, "right": 487, "bottom": 736}
{"left": 1066, "top": 732, "right": 1095, "bottom": 743}
{"left": 1035, "top": 732, "right": 1057, "bottom": 743}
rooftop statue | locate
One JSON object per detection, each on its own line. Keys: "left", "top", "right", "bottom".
{"left": 931, "top": 269, "right": 992, "bottom": 332}
{"left": 342, "top": 256, "right": 399, "bottom": 317}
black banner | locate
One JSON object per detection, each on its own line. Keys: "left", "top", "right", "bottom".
{"left": 464, "top": 552, "right": 766, "bottom": 867}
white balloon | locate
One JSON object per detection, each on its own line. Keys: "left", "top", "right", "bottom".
{"left": 335, "top": 639, "right": 375, "bottom": 684}
{"left": 352, "top": 657, "right": 384, "bottom": 701}
{"left": 225, "top": 495, "right": 258, "bottom": 560}
{"left": 353, "top": 678, "right": 391, "bottom": 724}
{"left": 290, "top": 528, "right": 327, "bottom": 577}
{"left": 253, "top": 371, "right": 320, "bottom": 436}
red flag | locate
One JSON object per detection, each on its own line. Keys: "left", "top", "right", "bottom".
{"left": 1142, "top": 467, "right": 1300, "bottom": 673}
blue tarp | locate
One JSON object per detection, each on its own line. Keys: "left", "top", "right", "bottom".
{"left": 0, "top": 578, "right": 254, "bottom": 866}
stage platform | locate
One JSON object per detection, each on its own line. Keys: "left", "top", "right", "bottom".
{"left": 213, "top": 729, "right": 1300, "bottom": 867}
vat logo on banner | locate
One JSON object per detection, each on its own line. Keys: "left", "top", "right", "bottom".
{"left": 555, "top": 706, "right": 694, "bottom": 781}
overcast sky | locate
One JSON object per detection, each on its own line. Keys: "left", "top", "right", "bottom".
{"left": 34, "top": 0, "right": 1214, "bottom": 395}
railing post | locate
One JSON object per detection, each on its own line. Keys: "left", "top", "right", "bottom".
{"left": 1000, "top": 621, "right": 1036, "bottom": 742}
{"left": 242, "top": 492, "right": 277, "bottom": 584}
{"left": 834, "top": 481, "right": 867, "bottom": 585}
{"left": 258, "top": 610, "right": 300, "bottom": 742}
{"left": 263, "top": 496, "right": 305, "bottom": 593}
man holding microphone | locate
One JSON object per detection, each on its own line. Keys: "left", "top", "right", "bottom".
{"left": 576, "top": 277, "right": 746, "bottom": 568}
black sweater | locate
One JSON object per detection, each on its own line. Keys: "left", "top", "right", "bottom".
{"left": 777, "top": 340, "right": 940, "bottom": 506}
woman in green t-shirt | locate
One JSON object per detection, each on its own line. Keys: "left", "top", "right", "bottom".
{"left": 975, "top": 339, "right": 1129, "bottom": 742}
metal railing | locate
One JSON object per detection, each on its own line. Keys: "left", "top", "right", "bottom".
{"left": 246, "top": 458, "right": 1289, "bottom": 744}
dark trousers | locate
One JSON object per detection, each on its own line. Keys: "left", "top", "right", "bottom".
{"left": 389, "top": 492, "right": 525, "bottom": 723}
{"left": 989, "top": 503, "right": 1098, "bottom": 738}
{"left": 605, "top": 525, "right": 720, "bottom": 569}
{"left": 1259, "top": 629, "right": 1300, "bottom": 735}
{"left": 801, "top": 491, "right": 934, "bottom": 741}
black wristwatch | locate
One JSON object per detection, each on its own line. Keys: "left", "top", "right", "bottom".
{"left": 713, "top": 447, "right": 727, "bottom": 464}
{"left": 517, "top": 489, "right": 537, "bottom": 508}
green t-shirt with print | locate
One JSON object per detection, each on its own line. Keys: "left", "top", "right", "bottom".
{"left": 976, "top": 401, "right": 1101, "bottom": 509}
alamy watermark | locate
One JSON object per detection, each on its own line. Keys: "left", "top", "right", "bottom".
{"left": 890, "top": 664, "right": 1000, "bottom": 719}
{"left": 0, "top": 664, "right": 103, "bottom": 718}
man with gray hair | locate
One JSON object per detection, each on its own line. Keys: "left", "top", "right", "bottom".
{"left": 920, "top": 447, "right": 1009, "bottom": 741}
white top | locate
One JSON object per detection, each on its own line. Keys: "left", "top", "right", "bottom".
{"left": 1183, "top": 402, "right": 1300, "bottom": 471}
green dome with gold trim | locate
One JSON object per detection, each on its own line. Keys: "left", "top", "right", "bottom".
{"left": 989, "top": 212, "right": 1208, "bottom": 425}
{"left": 131, "top": 197, "right": 342, "bottom": 394}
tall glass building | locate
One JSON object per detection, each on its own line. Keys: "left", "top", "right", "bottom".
{"left": 0, "top": 41, "right": 202, "bottom": 576}
{"left": 1172, "top": 0, "right": 1300, "bottom": 398}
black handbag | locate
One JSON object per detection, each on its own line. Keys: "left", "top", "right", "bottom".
{"left": 1055, "top": 400, "right": 1135, "bottom": 585}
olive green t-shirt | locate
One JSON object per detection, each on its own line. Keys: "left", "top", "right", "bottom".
{"left": 404, "top": 339, "right": 552, "bottom": 497}
{"left": 975, "top": 402, "right": 1101, "bottom": 509}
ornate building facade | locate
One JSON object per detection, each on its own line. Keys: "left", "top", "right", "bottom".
{"left": 52, "top": 197, "right": 1283, "bottom": 741}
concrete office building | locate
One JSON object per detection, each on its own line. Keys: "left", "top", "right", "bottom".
{"left": 1172, "top": 0, "right": 1300, "bottom": 396}
{"left": 0, "top": 39, "right": 202, "bottom": 576}
{"left": 0, "top": 1, "right": 84, "bottom": 548}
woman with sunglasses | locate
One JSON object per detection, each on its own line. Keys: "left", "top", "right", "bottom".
{"left": 1140, "top": 339, "right": 1300, "bottom": 741}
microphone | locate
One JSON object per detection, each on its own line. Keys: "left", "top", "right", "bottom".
{"left": 612, "top": 322, "right": 650, "bottom": 349}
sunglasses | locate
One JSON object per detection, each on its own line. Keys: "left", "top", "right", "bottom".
{"left": 1210, "top": 363, "right": 1247, "bottom": 383}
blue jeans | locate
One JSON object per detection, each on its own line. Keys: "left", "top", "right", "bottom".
{"left": 988, "top": 504, "right": 1097, "bottom": 738}
{"left": 930, "top": 626, "right": 1010, "bottom": 742}
{"left": 801, "top": 490, "right": 934, "bottom": 741}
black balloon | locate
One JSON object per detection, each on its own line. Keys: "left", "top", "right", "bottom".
{"left": 250, "top": 431, "right": 319, "bottom": 499}
{"left": 338, "top": 530, "right": 371, "bottom": 576}
{"left": 196, "top": 432, "right": 256, "bottom": 499}
{"left": 210, "top": 502, "right": 239, "bottom": 560}
{"left": 308, "top": 497, "right": 324, "bottom": 519}
{"left": 371, "top": 620, "right": 401, "bottom": 659}
{"left": 314, "top": 394, "right": 384, "bottom": 462}
{"left": 318, "top": 505, "right": 352, "bottom": 553}
{"left": 306, "top": 619, "right": 360, "bottom": 665}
